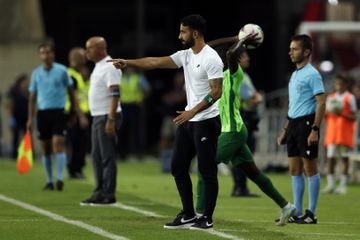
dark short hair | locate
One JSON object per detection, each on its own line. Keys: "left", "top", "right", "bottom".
{"left": 237, "top": 46, "right": 247, "bottom": 58}
{"left": 180, "top": 14, "right": 206, "bottom": 36}
{"left": 291, "top": 34, "right": 313, "bottom": 53}
{"left": 336, "top": 74, "right": 351, "bottom": 85}
{"left": 39, "top": 41, "right": 55, "bottom": 52}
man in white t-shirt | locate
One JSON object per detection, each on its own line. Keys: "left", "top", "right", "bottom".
{"left": 80, "top": 36, "right": 122, "bottom": 206}
{"left": 110, "top": 14, "right": 223, "bottom": 230}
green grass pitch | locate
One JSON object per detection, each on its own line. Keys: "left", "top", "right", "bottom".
{"left": 0, "top": 158, "right": 359, "bottom": 240}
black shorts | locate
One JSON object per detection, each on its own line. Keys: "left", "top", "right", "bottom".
{"left": 37, "top": 109, "right": 67, "bottom": 140}
{"left": 286, "top": 114, "right": 319, "bottom": 159}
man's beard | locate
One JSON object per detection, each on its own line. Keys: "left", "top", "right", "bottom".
{"left": 292, "top": 55, "right": 304, "bottom": 64}
{"left": 182, "top": 37, "right": 195, "bottom": 48}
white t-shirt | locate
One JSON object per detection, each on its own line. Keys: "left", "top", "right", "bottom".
{"left": 89, "top": 56, "right": 122, "bottom": 116}
{"left": 170, "top": 45, "right": 224, "bottom": 121}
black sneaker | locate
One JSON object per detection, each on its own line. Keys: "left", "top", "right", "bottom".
{"left": 93, "top": 197, "right": 116, "bottom": 205}
{"left": 190, "top": 216, "right": 213, "bottom": 231}
{"left": 80, "top": 196, "right": 104, "bottom": 206}
{"left": 43, "top": 183, "right": 54, "bottom": 191}
{"left": 69, "top": 172, "right": 86, "bottom": 179}
{"left": 56, "top": 180, "right": 64, "bottom": 191}
{"left": 296, "top": 209, "right": 317, "bottom": 224}
{"left": 164, "top": 211, "right": 197, "bottom": 229}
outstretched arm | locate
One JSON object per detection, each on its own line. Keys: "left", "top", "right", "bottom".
{"left": 108, "top": 56, "right": 178, "bottom": 70}
{"left": 207, "top": 36, "right": 238, "bottom": 48}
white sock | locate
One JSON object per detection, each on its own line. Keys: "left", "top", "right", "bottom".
{"left": 282, "top": 202, "right": 291, "bottom": 210}
{"left": 327, "top": 174, "right": 335, "bottom": 188}
{"left": 339, "top": 175, "right": 347, "bottom": 187}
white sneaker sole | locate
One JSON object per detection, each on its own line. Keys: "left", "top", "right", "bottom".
{"left": 79, "top": 202, "right": 116, "bottom": 207}
{"left": 163, "top": 223, "right": 194, "bottom": 229}
{"left": 189, "top": 226, "right": 213, "bottom": 231}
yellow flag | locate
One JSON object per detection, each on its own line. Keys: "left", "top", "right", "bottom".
{"left": 16, "top": 131, "right": 33, "bottom": 174}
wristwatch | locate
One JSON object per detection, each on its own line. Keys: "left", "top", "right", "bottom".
{"left": 311, "top": 125, "right": 319, "bottom": 131}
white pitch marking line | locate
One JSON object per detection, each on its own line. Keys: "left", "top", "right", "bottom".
{"left": 192, "top": 229, "right": 244, "bottom": 240}
{"left": 0, "top": 194, "right": 129, "bottom": 240}
{"left": 85, "top": 202, "right": 166, "bottom": 218}
{"left": 84, "top": 203, "right": 243, "bottom": 240}
{"left": 113, "top": 202, "right": 166, "bottom": 218}
{"left": 98, "top": 202, "right": 243, "bottom": 239}
{"left": 114, "top": 203, "right": 243, "bottom": 239}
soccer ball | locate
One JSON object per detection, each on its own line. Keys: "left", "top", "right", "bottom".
{"left": 326, "top": 98, "right": 344, "bottom": 114}
{"left": 238, "top": 23, "right": 264, "bottom": 49}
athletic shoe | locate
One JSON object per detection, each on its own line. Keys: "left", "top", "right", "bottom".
{"left": 275, "top": 215, "right": 300, "bottom": 223}
{"left": 94, "top": 197, "right": 116, "bottom": 205}
{"left": 334, "top": 186, "right": 346, "bottom": 195}
{"left": 69, "top": 172, "right": 86, "bottom": 179}
{"left": 80, "top": 195, "right": 116, "bottom": 206}
{"left": 43, "top": 183, "right": 54, "bottom": 191}
{"left": 56, "top": 180, "right": 64, "bottom": 191}
{"left": 80, "top": 196, "right": 103, "bottom": 206}
{"left": 164, "top": 211, "right": 197, "bottom": 229}
{"left": 190, "top": 216, "right": 213, "bottom": 231}
{"left": 296, "top": 209, "right": 317, "bottom": 224}
{"left": 277, "top": 203, "right": 297, "bottom": 226}
{"left": 321, "top": 185, "right": 335, "bottom": 194}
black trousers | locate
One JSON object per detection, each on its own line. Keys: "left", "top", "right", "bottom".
{"left": 171, "top": 116, "right": 220, "bottom": 219}
{"left": 67, "top": 115, "right": 91, "bottom": 175}
{"left": 117, "top": 104, "right": 144, "bottom": 160}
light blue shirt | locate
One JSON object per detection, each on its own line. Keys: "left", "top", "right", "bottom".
{"left": 288, "top": 63, "right": 324, "bottom": 118}
{"left": 29, "top": 62, "right": 73, "bottom": 110}
{"left": 240, "top": 72, "right": 254, "bottom": 101}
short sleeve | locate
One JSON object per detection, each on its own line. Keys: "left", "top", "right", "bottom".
{"left": 29, "top": 71, "right": 37, "bottom": 93}
{"left": 204, "top": 56, "right": 224, "bottom": 80}
{"left": 105, "top": 67, "right": 122, "bottom": 87}
{"left": 170, "top": 50, "right": 185, "bottom": 68}
{"left": 310, "top": 73, "right": 325, "bottom": 95}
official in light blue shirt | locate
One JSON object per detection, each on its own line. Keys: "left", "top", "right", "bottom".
{"left": 27, "top": 42, "right": 86, "bottom": 192}
{"left": 278, "top": 35, "right": 326, "bottom": 223}
{"left": 288, "top": 63, "right": 324, "bottom": 119}
{"left": 29, "top": 62, "right": 73, "bottom": 110}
